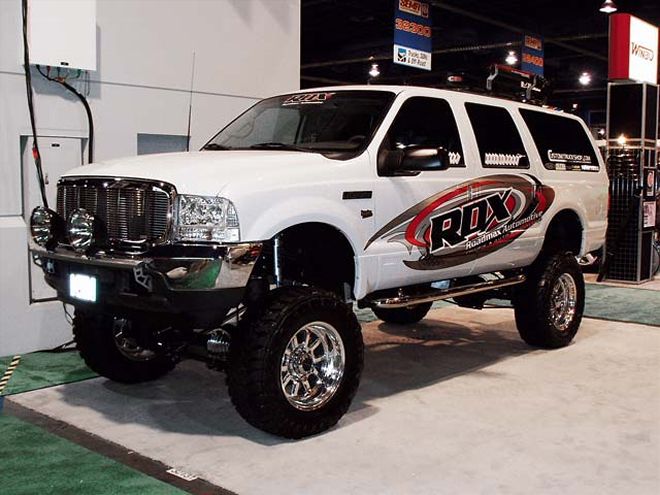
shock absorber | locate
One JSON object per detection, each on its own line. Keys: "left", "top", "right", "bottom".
{"left": 273, "top": 235, "right": 283, "bottom": 286}
{"left": 206, "top": 329, "right": 231, "bottom": 370}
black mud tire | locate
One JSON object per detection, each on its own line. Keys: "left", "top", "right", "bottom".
{"left": 513, "top": 252, "right": 585, "bottom": 349}
{"left": 73, "top": 312, "right": 176, "bottom": 383}
{"left": 227, "top": 287, "right": 363, "bottom": 439}
{"left": 372, "top": 302, "right": 433, "bottom": 325}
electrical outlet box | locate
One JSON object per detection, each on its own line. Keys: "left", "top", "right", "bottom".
{"left": 28, "top": 0, "right": 97, "bottom": 71}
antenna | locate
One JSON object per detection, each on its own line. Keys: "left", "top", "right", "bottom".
{"left": 185, "top": 51, "right": 196, "bottom": 152}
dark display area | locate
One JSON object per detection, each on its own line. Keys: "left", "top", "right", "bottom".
{"left": 605, "top": 83, "right": 659, "bottom": 282}
{"left": 608, "top": 84, "right": 644, "bottom": 140}
{"left": 301, "top": 0, "right": 660, "bottom": 116}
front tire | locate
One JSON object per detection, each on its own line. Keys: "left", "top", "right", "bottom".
{"left": 227, "top": 287, "right": 363, "bottom": 439}
{"left": 73, "top": 312, "right": 176, "bottom": 383}
{"left": 513, "top": 252, "right": 585, "bottom": 348}
{"left": 372, "top": 302, "right": 432, "bottom": 325}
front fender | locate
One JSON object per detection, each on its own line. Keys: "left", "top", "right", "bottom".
{"left": 241, "top": 196, "right": 364, "bottom": 248}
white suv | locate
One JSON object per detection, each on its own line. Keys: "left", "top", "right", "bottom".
{"left": 29, "top": 86, "right": 609, "bottom": 438}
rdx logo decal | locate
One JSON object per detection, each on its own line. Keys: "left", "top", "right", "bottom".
{"left": 365, "top": 174, "right": 555, "bottom": 270}
{"left": 428, "top": 189, "right": 515, "bottom": 253}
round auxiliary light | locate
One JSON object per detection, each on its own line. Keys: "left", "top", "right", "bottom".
{"left": 68, "top": 209, "right": 95, "bottom": 252}
{"left": 30, "top": 206, "right": 55, "bottom": 247}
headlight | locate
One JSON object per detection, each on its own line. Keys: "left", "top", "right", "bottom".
{"left": 175, "top": 195, "right": 240, "bottom": 242}
{"left": 30, "top": 207, "right": 56, "bottom": 246}
{"left": 68, "top": 209, "right": 96, "bottom": 252}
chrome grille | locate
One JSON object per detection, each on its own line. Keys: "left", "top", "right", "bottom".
{"left": 57, "top": 179, "right": 173, "bottom": 247}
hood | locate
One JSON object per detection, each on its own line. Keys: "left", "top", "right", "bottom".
{"left": 62, "top": 151, "right": 340, "bottom": 196}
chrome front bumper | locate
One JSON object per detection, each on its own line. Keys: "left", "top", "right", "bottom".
{"left": 30, "top": 242, "right": 263, "bottom": 292}
{"left": 142, "top": 244, "right": 264, "bottom": 291}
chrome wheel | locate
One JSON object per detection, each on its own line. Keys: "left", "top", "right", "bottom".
{"left": 112, "top": 318, "right": 157, "bottom": 361}
{"left": 280, "top": 322, "right": 346, "bottom": 411}
{"left": 549, "top": 273, "right": 577, "bottom": 332}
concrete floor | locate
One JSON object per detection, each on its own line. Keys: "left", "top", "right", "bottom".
{"left": 12, "top": 307, "right": 660, "bottom": 495}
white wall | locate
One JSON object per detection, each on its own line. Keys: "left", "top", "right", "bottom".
{"left": 0, "top": 0, "right": 300, "bottom": 355}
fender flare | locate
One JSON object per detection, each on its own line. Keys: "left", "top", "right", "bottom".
{"left": 240, "top": 196, "right": 366, "bottom": 293}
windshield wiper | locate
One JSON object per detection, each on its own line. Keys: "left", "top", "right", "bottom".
{"left": 202, "top": 143, "right": 232, "bottom": 151}
{"left": 248, "top": 142, "right": 314, "bottom": 152}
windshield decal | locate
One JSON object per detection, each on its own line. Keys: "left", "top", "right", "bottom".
{"left": 365, "top": 174, "right": 555, "bottom": 270}
{"left": 282, "top": 92, "right": 336, "bottom": 106}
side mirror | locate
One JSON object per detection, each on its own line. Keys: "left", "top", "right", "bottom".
{"left": 379, "top": 146, "right": 450, "bottom": 175}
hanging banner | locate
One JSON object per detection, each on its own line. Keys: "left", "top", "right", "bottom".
{"left": 609, "top": 13, "right": 658, "bottom": 84}
{"left": 393, "top": 0, "right": 432, "bottom": 71}
{"left": 521, "top": 34, "right": 544, "bottom": 76}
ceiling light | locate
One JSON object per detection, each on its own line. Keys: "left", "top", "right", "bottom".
{"left": 368, "top": 63, "right": 380, "bottom": 78}
{"left": 599, "top": 0, "right": 617, "bottom": 14}
{"left": 578, "top": 72, "right": 592, "bottom": 86}
{"left": 505, "top": 50, "right": 518, "bottom": 65}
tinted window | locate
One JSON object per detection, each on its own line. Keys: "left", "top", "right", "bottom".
{"left": 465, "top": 103, "right": 529, "bottom": 168}
{"left": 382, "top": 97, "right": 465, "bottom": 167}
{"left": 520, "top": 109, "right": 599, "bottom": 172}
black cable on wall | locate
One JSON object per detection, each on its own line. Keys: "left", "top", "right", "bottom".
{"left": 22, "top": 0, "right": 49, "bottom": 209}
{"left": 36, "top": 66, "right": 95, "bottom": 164}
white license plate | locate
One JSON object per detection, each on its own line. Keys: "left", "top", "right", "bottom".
{"left": 69, "top": 273, "right": 97, "bottom": 302}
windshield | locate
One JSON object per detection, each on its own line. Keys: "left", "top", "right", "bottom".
{"left": 203, "top": 90, "right": 395, "bottom": 158}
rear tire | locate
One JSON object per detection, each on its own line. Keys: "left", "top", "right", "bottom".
{"left": 227, "top": 287, "right": 363, "bottom": 439}
{"left": 513, "top": 252, "right": 585, "bottom": 348}
{"left": 74, "top": 312, "right": 176, "bottom": 383}
{"left": 372, "top": 302, "right": 433, "bottom": 325}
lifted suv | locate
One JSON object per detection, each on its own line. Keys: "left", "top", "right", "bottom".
{"left": 30, "top": 86, "right": 608, "bottom": 438}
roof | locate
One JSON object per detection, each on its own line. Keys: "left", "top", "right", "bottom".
{"left": 291, "top": 85, "right": 574, "bottom": 118}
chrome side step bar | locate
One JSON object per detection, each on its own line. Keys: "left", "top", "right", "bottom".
{"left": 365, "top": 274, "right": 526, "bottom": 309}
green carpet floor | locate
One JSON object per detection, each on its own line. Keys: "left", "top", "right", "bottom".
{"left": 582, "top": 283, "right": 659, "bottom": 326}
{"left": 0, "top": 352, "right": 96, "bottom": 396}
{"left": 0, "top": 414, "right": 185, "bottom": 495}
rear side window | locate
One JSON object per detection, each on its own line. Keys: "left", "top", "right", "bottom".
{"left": 465, "top": 103, "right": 529, "bottom": 168}
{"left": 383, "top": 97, "right": 465, "bottom": 167}
{"left": 520, "top": 109, "right": 599, "bottom": 172}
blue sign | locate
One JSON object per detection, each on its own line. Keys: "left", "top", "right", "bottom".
{"left": 394, "top": 0, "right": 432, "bottom": 71}
{"left": 521, "top": 34, "right": 544, "bottom": 76}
